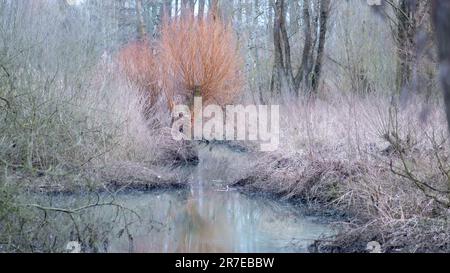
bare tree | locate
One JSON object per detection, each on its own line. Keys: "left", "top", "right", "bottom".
{"left": 189, "top": 0, "right": 196, "bottom": 11}
{"left": 199, "top": 0, "right": 206, "bottom": 19}
{"left": 394, "top": 0, "right": 420, "bottom": 93}
{"left": 164, "top": 0, "right": 173, "bottom": 18}
{"left": 271, "top": 0, "right": 331, "bottom": 97}
{"left": 135, "top": 0, "right": 147, "bottom": 40}
{"left": 294, "top": 0, "right": 313, "bottom": 89}
{"left": 432, "top": 0, "right": 450, "bottom": 131}
{"left": 181, "top": 0, "right": 190, "bottom": 17}
{"left": 311, "top": 0, "right": 330, "bottom": 93}
{"left": 271, "top": 0, "right": 294, "bottom": 99}
{"left": 210, "top": 0, "right": 219, "bottom": 20}
{"left": 289, "top": 0, "right": 299, "bottom": 33}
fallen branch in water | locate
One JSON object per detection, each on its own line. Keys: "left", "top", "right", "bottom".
{"left": 21, "top": 198, "right": 142, "bottom": 222}
{"left": 0, "top": 96, "right": 10, "bottom": 109}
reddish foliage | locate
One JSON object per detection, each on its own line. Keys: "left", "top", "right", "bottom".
{"left": 116, "top": 39, "right": 160, "bottom": 107}
{"left": 116, "top": 12, "right": 243, "bottom": 118}
{"left": 159, "top": 12, "right": 244, "bottom": 111}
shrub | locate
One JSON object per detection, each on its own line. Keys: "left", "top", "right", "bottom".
{"left": 159, "top": 12, "right": 243, "bottom": 110}
{"left": 116, "top": 39, "right": 160, "bottom": 112}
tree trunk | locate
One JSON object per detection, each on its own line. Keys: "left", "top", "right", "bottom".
{"left": 271, "top": 0, "right": 282, "bottom": 96}
{"left": 289, "top": 0, "right": 299, "bottom": 33}
{"left": 267, "top": 0, "right": 274, "bottom": 46}
{"left": 198, "top": 0, "right": 206, "bottom": 19}
{"left": 395, "top": 0, "right": 417, "bottom": 93}
{"left": 271, "top": 0, "right": 330, "bottom": 97}
{"left": 432, "top": 0, "right": 450, "bottom": 132}
{"left": 293, "top": 0, "right": 313, "bottom": 92}
{"left": 271, "top": 0, "right": 294, "bottom": 98}
{"left": 253, "top": 0, "right": 264, "bottom": 103}
{"left": 237, "top": 0, "right": 243, "bottom": 24}
{"left": 189, "top": 0, "right": 196, "bottom": 12}
{"left": 135, "top": 0, "right": 147, "bottom": 40}
{"left": 210, "top": 0, "right": 219, "bottom": 21}
{"left": 164, "top": 0, "right": 172, "bottom": 18}
{"left": 175, "top": 0, "right": 179, "bottom": 16}
{"left": 311, "top": 0, "right": 330, "bottom": 93}
{"left": 181, "top": 0, "right": 189, "bottom": 17}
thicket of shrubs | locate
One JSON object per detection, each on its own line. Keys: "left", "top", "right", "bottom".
{"left": 236, "top": 94, "right": 450, "bottom": 252}
{"left": 1, "top": 9, "right": 243, "bottom": 187}
{"left": 117, "top": 11, "right": 243, "bottom": 117}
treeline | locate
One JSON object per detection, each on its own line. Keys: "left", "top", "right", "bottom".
{"left": 45, "top": 1, "right": 445, "bottom": 103}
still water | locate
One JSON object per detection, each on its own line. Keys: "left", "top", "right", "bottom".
{"left": 44, "top": 146, "right": 333, "bottom": 253}
{"left": 104, "top": 187, "right": 333, "bottom": 253}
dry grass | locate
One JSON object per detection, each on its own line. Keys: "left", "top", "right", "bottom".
{"left": 1, "top": 9, "right": 245, "bottom": 193}
{"left": 116, "top": 39, "right": 161, "bottom": 116}
{"left": 0, "top": 50, "right": 192, "bottom": 193}
{"left": 236, "top": 92, "right": 450, "bottom": 252}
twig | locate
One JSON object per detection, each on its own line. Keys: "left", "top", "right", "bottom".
{"left": 21, "top": 198, "right": 142, "bottom": 222}
{"left": 0, "top": 96, "right": 10, "bottom": 108}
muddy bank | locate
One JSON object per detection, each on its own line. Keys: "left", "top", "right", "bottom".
{"left": 231, "top": 152, "right": 357, "bottom": 218}
{"left": 10, "top": 162, "right": 190, "bottom": 195}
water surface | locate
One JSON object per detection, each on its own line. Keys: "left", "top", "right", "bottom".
{"left": 34, "top": 146, "right": 333, "bottom": 253}
{"left": 104, "top": 187, "right": 332, "bottom": 253}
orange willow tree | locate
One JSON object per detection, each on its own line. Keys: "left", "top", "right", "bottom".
{"left": 115, "top": 11, "right": 243, "bottom": 122}
{"left": 117, "top": 39, "right": 160, "bottom": 111}
{"left": 159, "top": 12, "right": 243, "bottom": 112}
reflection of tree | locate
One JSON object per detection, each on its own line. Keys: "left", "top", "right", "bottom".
{"left": 173, "top": 193, "right": 232, "bottom": 253}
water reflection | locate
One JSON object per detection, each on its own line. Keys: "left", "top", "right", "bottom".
{"left": 105, "top": 146, "right": 333, "bottom": 253}
{"left": 107, "top": 188, "right": 332, "bottom": 253}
